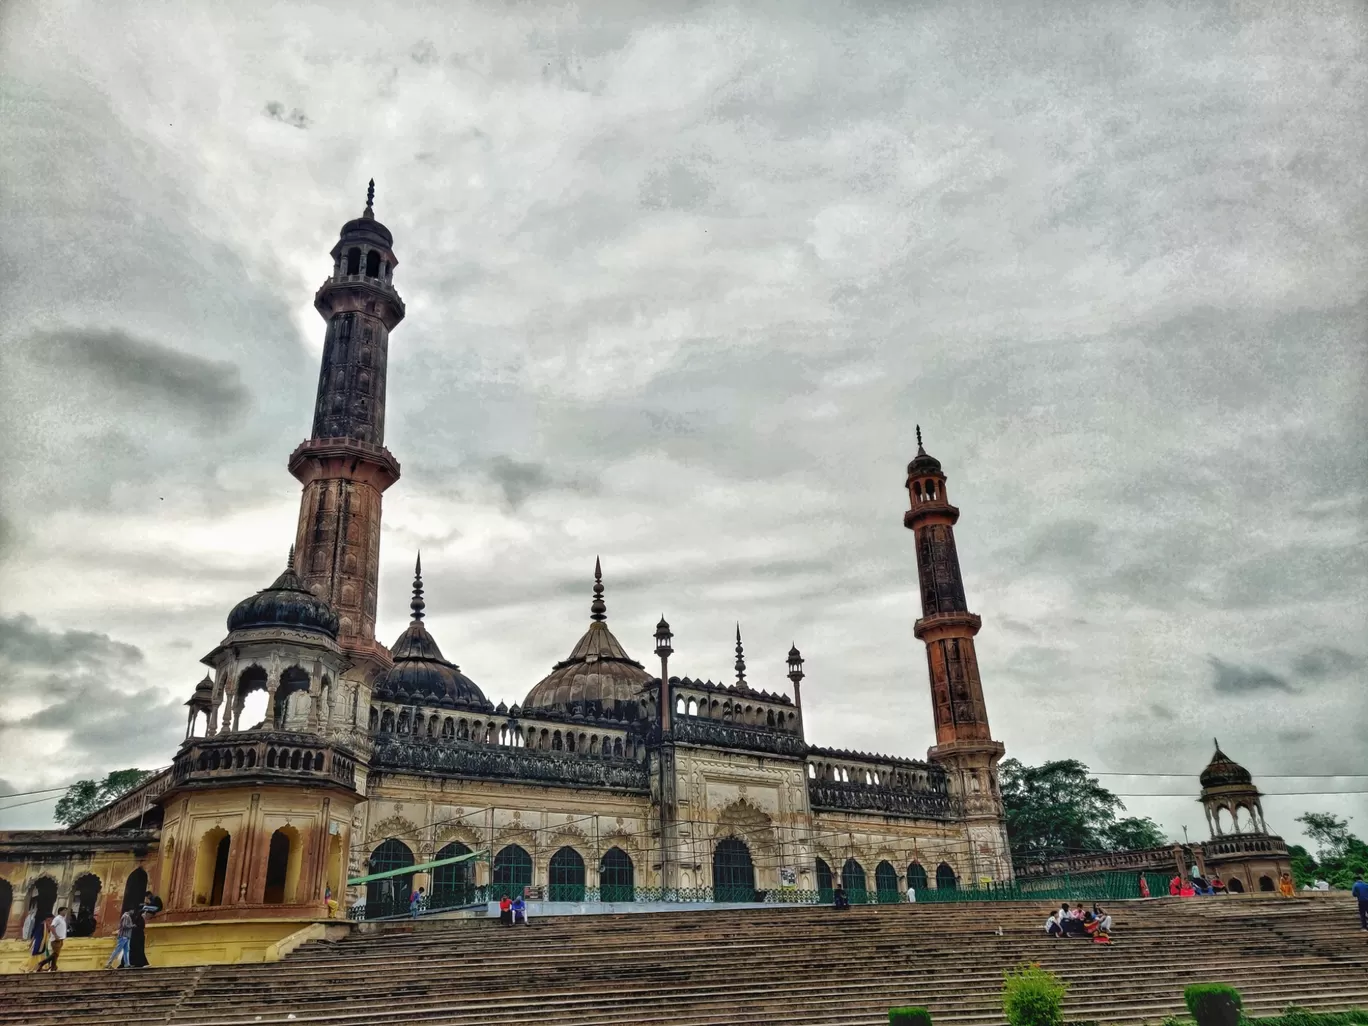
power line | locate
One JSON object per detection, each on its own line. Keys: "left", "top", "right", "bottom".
{"left": 1092, "top": 772, "right": 1368, "bottom": 779}
{"left": 0, "top": 785, "right": 71, "bottom": 799}
{"left": 0, "top": 794, "right": 64, "bottom": 813}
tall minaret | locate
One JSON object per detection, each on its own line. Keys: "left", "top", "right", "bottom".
{"left": 288, "top": 181, "right": 404, "bottom": 680}
{"left": 903, "top": 426, "right": 1010, "bottom": 881}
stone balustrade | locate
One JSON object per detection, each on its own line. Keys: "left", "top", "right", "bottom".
{"left": 170, "top": 732, "right": 357, "bottom": 791}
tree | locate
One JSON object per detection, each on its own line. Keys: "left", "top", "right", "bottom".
{"left": 53, "top": 768, "right": 156, "bottom": 826}
{"left": 1000, "top": 758, "right": 1167, "bottom": 864}
{"left": 1291, "top": 813, "right": 1366, "bottom": 890}
{"left": 1295, "top": 812, "right": 1352, "bottom": 861}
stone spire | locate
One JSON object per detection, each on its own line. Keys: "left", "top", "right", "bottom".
{"left": 734, "top": 623, "right": 747, "bottom": 688}
{"left": 285, "top": 544, "right": 296, "bottom": 573}
{"left": 364, "top": 178, "right": 375, "bottom": 219}
{"left": 410, "top": 553, "right": 425, "bottom": 622}
{"left": 590, "top": 556, "right": 607, "bottom": 622}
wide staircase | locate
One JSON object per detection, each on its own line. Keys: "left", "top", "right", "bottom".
{"left": 2, "top": 896, "right": 1365, "bottom": 1025}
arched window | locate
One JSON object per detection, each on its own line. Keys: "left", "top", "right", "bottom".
{"left": 688, "top": 698, "right": 699, "bottom": 716}
{"left": 815, "top": 858, "right": 833, "bottom": 903}
{"left": 397, "top": 710, "right": 411, "bottom": 734}
{"left": 807, "top": 763, "right": 816, "bottom": 779}
{"left": 120, "top": 867, "right": 149, "bottom": 915}
{"left": 548, "top": 846, "right": 586, "bottom": 901}
{"left": 600, "top": 848, "right": 635, "bottom": 902}
{"left": 433, "top": 842, "right": 474, "bottom": 908}
{"left": 875, "top": 861, "right": 900, "bottom": 903}
{"left": 0, "top": 879, "right": 12, "bottom": 939}
{"left": 1226, "top": 877, "right": 1245, "bottom": 893}
{"left": 493, "top": 844, "right": 533, "bottom": 900}
{"left": 712, "top": 838, "right": 755, "bottom": 902}
{"left": 442, "top": 718, "right": 455, "bottom": 739}
{"left": 190, "top": 831, "right": 229, "bottom": 907}
{"left": 264, "top": 828, "right": 301, "bottom": 904}
{"left": 346, "top": 248, "right": 361, "bottom": 274}
{"left": 365, "top": 250, "right": 381, "bottom": 277}
{"left": 906, "top": 862, "right": 928, "bottom": 894}
{"left": 27, "top": 877, "right": 58, "bottom": 923}
{"left": 676, "top": 696, "right": 686, "bottom": 715}
{"left": 612, "top": 737, "right": 623, "bottom": 758}
{"left": 935, "top": 862, "right": 958, "bottom": 891}
{"left": 1258, "top": 875, "right": 1276, "bottom": 892}
{"left": 366, "top": 839, "right": 415, "bottom": 917}
{"left": 69, "top": 873, "right": 102, "bottom": 936}
{"left": 380, "top": 709, "right": 395, "bottom": 732}
{"left": 842, "top": 859, "right": 868, "bottom": 902}
{"left": 552, "top": 731, "right": 563, "bottom": 751}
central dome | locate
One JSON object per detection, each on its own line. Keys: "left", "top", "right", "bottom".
{"left": 227, "top": 549, "right": 340, "bottom": 639}
{"left": 521, "top": 559, "right": 653, "bottom": 719}
{"left": 1200, "top": 742, "right": 1254, "bottom": 789}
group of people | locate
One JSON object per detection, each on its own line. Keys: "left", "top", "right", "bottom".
{"left": 1168, "top": 872, "right": 1229, "bottom": 897}
{"left": 496, "top": 894, "right": 530, "bottom": 925}
{"left": 20, "top": 891, "right": 163, "bottom": 972}
{"left": 1044, "top": 903, "right": 1113, "bottom": 943}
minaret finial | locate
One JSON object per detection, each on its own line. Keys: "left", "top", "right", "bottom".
{"left": 286, "top": 544, "right": 296, "bottom": 573}
{"left": 364, "top": 178, "right": 375, "bottom": 218}
{"left": 734, "top": 623, "right": 747, "bottom": 688}
{"left": 916, "top": 424, "right": 924, "bottom": 454}
{"left": 410, "top": 552, "right": 425, "bottom": 621}
{"left": 590, "top": 556, "right": 606, "bottom": 622}
{"left": 1213, "top": 737, "right": 1220, "bottom": 751}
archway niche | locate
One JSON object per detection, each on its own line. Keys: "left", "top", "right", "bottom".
{"left": 548, "top": 846, "right": 586, "bottom": 902}
{"left": 70, "top": 873, "right": 102, "bottom": 936}
{"left": 432, "top": 842, "right": 474, "bottom": 908}
{"left": 841, "top": 858, "right": 867, "bottom": 902}
{"left": 192, "top": 831, "right": 230, "bottom": 906}
{"left": 366, "top": 839, "right": 415, "bottom": 915}
{"left": 712, "top": 838, "right": 755, "bottom": 902}
{"left": 875, "top": 861, "right": 900, "bottom": 903}
{"left": 1226, "top": 877, "right": 1245, "bottom": 893}
{"left": 263, "top": 827, "right": 302, "bottom": 904}
{"left": 121, "top": 867, "right": 149, "bottom": 914}
{"left": 599, "top": 848, "right": 634, "bottom": 902}
{"left": 492, "top": 844, "right": 532, "bottom": 900}
{"left": 28, "top": 877, "right": 58, "bottom": 922}
{"left": 1258, "top": 875, "right": 1276, "bottom": 892}
{"left": 815, "top": 858, "right": 834, "bottom": 902}
{"left": 907, "top": 862, "right": 928, "bottom": 894}
{"left": 936, "top": 862, "right": 958, "bottom": 891}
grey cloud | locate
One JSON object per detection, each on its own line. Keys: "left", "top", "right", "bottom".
{"left": 264, "top": 101, "right": 310, "bottom": 129}
{"left": 1148, "top": 704, "right": 1176, "bottom": 721}
{"left": 0, "top": 614, "right": 143, "bottom": 676}
{"left": 1208, "top": 657, "right": 1296, "bottom": 695}
{"left": 484, "top": 456, "right": 599, "bottom": 510}
{"left": 1293, "top": 648, "right": 1364, "bottom": 680}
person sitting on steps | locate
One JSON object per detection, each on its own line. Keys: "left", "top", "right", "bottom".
{"left": 832, "top": 884, "right": 850, "bottom": 910}
{"left": 498, "top": 895, "right": 513, "bottom": 926}
{"left": 511, "top": 894, "right": 530, "bottom": 925}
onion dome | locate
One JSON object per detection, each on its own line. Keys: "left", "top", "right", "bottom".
{"left": 373, "top": 555, "right": 490, "bottom": 708}
{"left": 227, "top": 547, "right": 340, "bottom": 638}
{"left": 906, "top": 424, "right": 942, "bottom": 476}
{"left": 339, "top": 178, "right": 394, "bottom": 248}
{"left": 184, "top": 673, "right": 214, "bottom": 712}
{"left": 1200, "top": 740, "right": 1254, "bottom": 789}
{"left": 521, "top": 558, "right": 653, "bottom": 718}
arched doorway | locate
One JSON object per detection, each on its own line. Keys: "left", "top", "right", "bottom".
{"left": 264, "top": 828, "right": 301, "bottom": 904}
{"left": 1227, "top": 877, "right": 1245, "bottom": 893}
{"left": 815, "top": 858, "right": 834, "bottom": 903}
{"left": 875, "top": 861, "right": 900, "bottom": 903}
{"left": 493, "top": 844, "right": 532, "bottom": 900}
{"left": 70, "top": 873, "right": 102, "bottom": 936}
{"left": 0, "top": 879, "right": 12, "bottom": 939}
{"left": 1258, "top": 875, "right": 1276, "bottom": 892}
{"left": 712, "top": 838, "right": 755, "bottom": 902}
{"left": 936, "top": 862, "right": 958, "bottom": 891}
{"left": 842, "top": 858, "right": 868, "bottom": 903}
{"left": 548, "top": 846, "right": 586, "bottom": 901}
{"left": 432, "top": 842, "right": 474, "bottom": 908}
{"left": 599, "top": 848, "right": 634, "bottom": 902}
{"left": 28, "top": 877, "right": 58, "bottom": 921}
{"left": 121, "top": 866, "right": 149, "bottom": 914}
{"left": 366, "top": 839, "right": 415, "bottom": 917}
{"left": 907, "top": 862, "right": 928, "bottom": 894}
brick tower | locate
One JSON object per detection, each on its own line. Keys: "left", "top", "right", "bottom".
{"left": 288, "top": 180, "right": 404, "bottom": 681}
{"left": 903, "top": 427, "right": 1011, "bottom": 882}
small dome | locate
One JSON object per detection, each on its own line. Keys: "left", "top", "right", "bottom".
{"left": 227, "top": 549, "right": 339, "bottom": 639}
{"left": 372, "top": 555, "right": 490, "bottom": 709}
{"left": 184, "top": 673, "right": 214, "bottom": 710}
{"left": 521, "top": 559, "right": 653, "bottom": 718}
{"left": 1200, "top": 742, "right": 1254, "bottom": 789}
{"left": 906, "top": 425, "right": 942, "bottom": 476}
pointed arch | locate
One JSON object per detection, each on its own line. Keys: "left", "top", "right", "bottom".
{"left": 841, "top": 858, "right": 867, "bottom": 902}
{"left": 366, "top": 839, "right": 414, "bottom": 916}
{"left": 493, "top": 844, "right": 533, "bottom": 900}
{"left": 712, "top": 838, "right": 755, "bottom": 902}
{"left": 814, "top": 857, "right": 833, "bottom": 903}
{"left": 599, "top": 847, "right": 635, "bottom": 902}
{"left": 935, "top": 862, "right": 958, "bottom": 891}
{"left": 548, "top": 846, "right": 586, "bottom": 901}
{"left": 875, "top": 861, "right": 900, "bottom": 903}
{"left": 906, "top": 862, "right": 928, "bottom": 894}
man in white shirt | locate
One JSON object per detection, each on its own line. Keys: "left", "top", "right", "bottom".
{"left": 37, "top": 907, "right": 68, "bottom": 972}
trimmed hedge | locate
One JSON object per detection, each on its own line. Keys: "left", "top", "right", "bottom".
{"left": 1158, "top": 1010, "right": 1368, "bottom": 1026}
{"left": 1184, "top": 984, "right": 1242, "bottom": 1026}
{"left": 889, "top": 1008, "right": 932, "bottom": 1026}
{"left": 1003, "top": 963, "right": 1069, "bottom": 1026}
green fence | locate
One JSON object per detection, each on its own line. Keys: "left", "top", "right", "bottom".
{"left": 915, "top": 870, "right": 1172, "bottom": 904}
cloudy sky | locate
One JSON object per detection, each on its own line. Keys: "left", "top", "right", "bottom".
{"left": 1, "top": 0, "right": 1364, "bottom": 847}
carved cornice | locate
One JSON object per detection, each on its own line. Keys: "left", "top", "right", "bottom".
{"left": 807, "top": 781, "right": 957, "bottom": 820}
{"left": 672, "top": 717, "right": 807, "bottom": 758}
{"left": 370, "top": 737, "right": 650, "bottom": 793}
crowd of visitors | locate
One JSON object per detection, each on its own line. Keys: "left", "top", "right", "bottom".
{"left": 1043, "top": 903, "right": 1113, "bottom": 943}
{"left": 18, "top": 891, "right": 163, "bottom": 972}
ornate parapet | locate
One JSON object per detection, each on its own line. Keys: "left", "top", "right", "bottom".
{"left": 370, "top": 736, "right": 650, "bottom": 792}
{"left": 70, "top": 769, "right": 173, "bottom": 832}
{"left": 167, "top": 731, "right": 358, "bottom": 794}
{"left": 807, "top": 781, "right": 957, "bottom": 820}
{"left": 1201, "top": 833, "right": 1289, "bottom": 859}
{"left": 1016, "top": 844, "right": 1182, "bottom": 878}
{"left": 671, "top": 717, "right": 808, "bottom": 758}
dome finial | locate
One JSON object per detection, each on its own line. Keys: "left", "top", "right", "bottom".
{"left": 590, "top": 556, "right": 606, "bottom": 622}
{"left": 916, "top": 424, "right": 925, "bottom": 455}
{"left": 286, "top": 544, "right": 296, "bottom": 573}
{"left": 410, "top": 551, "right": 425, "bottom": 621}
{"left": 734, "top": 623, "right": 747, "bottom": 687}
{"left": 364, "top": 178, "right": 376, "bottom": 218}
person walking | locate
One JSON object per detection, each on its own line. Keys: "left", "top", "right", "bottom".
{"left": 1352, "top": 872, "right": 1368, "bottom": 932}
{"left": 35, "top": 906, "right": 68, "bottom": 972}
{"left": 20, "top": 906, "right": 37, "bottom": 944}
{"left": 410, "top": 887, "right": 425, "bottom": 918}
{"left": 105, "top": 909, "right": 135, "bottom": 969}
{"left": 127, "top": 906, "right": 150, "bottom": 968}
{"left": 23, "top": 912, "right": 49, "bottom": 973}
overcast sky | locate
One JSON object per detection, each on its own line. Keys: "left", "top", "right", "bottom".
{"left": 1, "top": 0, "right": 1364, "bottom": 848}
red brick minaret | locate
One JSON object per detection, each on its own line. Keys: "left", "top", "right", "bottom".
{"left": 904, "top": 427, "right": 1011, "bottom": 881}
{"left": 288, "top": 181, "right": 404, "bottom": 681}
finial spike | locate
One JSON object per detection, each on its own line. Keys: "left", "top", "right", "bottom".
{"left": 364, "top": 178, "right": 376, "bottom": 218}
{"left": 410, "top": 551, "right": 425, "bottom": 622}
{"left": 590, "top": 557, "right": 607, "bottom": 622}
{"left": 734, "top": 623, "right": 747, "bottom": 687}
{"left": 286, "top": 544, "right": 295, "bottom": 572}
{"left": 915, "top": 424, "right": 925, "bottom": 455}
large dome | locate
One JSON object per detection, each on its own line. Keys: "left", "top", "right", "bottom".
{"left": 373, "top": 557, "right": 490, "bottom": 709}
{"left": 227, "top": 549, "right": 339, "bottom": 639}
{"left": 521, "top": 560, "right": 653, "bottom": 719}
{"left": 1200, "top": 742, "right": 1254, "bottom": 789}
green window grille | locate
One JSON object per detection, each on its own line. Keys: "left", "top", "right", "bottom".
{"left": 366, "top": 839, "right": 415, "bottom": 917}
{"left": 935, "top": 862, "right": 958, "bottom": 891}
{"left": 492, "top": 844, "right": 532, "bottom": 900}
{"left": 713, "top": 838, "right": 756, "bottom": 902}
{"left": 430, "top": 842, "right": 474, "bottom": 910}
{"left": 599, "top": 847, "right": 635, "bottom": 902}
{"left": 842, "top": 858, "right": 868, "bottom": 903}
{"left": 815, "top": 857, "right": 834, "bottom": 904}
{"left": 548, "top": 846, "right": 586, "bottom": 902}
{"left": 875, "top": 861, "right": 901, "bottom": 903}
{"left": 907, "top": 862, "right": 928, "bottom": 894}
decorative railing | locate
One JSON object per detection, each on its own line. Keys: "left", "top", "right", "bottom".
{"left": 1202, "top": 834, "right": 1288, "bottom": 858}
{"left": 370, "top": 737, "right": 650, "bottom": 792}
{"left": 916, "top": 870, "right": 1170, "bottom": 904}
{"left": 1016, "top": 844, "right": 1184, "bottom": 877}
{"left": 171, "top": 732, "right": 357, "bottom": 790}
{"left": 71, "top": 769, "right": 173, "bottom": 832}
{"left": 347, "top": 885, "right": 839, "bottom": 919}
{"left": 806, "top": 781, "right": 956, "bottom": 820}
{"left": 670, "top": 718, "right": 808, "bottom": 758}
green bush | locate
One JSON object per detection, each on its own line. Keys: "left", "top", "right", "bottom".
{"left": 1003, "top": 963, "right": 1069, "bottom": 1026}
{"left": 888, "top": 1008, "right": 932, "bottom": 1026}
{"left": 1184, "top": 984, "right": 1243, "bottom": 1026}
{"left": 1248, "top": 1010, "right": 1368, "bottom": 1026}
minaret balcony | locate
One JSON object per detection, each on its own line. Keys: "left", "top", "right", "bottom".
{"left": 904, "top": 500, "right": 960, "bottom": 530}
{"left": 913, "top": 610, "right": 982, "bottom": 640}
{"left": 288, "top": 437, "right": 401, "bottom": 489}
{"left": 314, "top": 274, "right": 406, "bottom": 323}
{"left": 168, "top": 731, "right": 359, "bottom": 796}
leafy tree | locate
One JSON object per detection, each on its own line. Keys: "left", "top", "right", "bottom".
{"left": 1290, "top": 814, "right": 1367, "bottom": 890}
{"left": 1000, "top": 758, "right": 1168, "bottom": 864}
{"left": 1296, "top": 812, "right": 1352, "bottom": 861}
{"left": 54, "top": 768, "right": 156, "bottom": 826}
